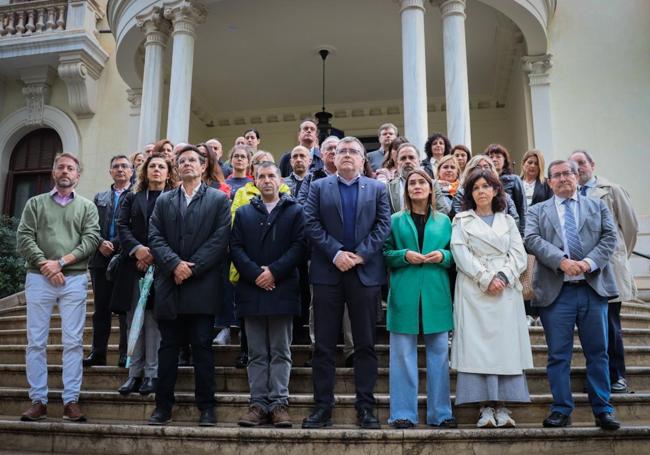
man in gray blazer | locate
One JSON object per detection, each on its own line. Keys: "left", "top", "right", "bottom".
{"left": 525, "top": 159, "right": 620, "bottom": 430}
{"left": 366, "top": 123, "right": 398, "bottom": 172}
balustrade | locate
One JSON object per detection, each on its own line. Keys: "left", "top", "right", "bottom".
{"left": 0, "top": 0, "right": 67, "bottom": 37}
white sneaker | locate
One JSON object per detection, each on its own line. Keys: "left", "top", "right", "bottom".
{"left": 526, "top": 316, "right": 535, "bottom": 326}
{"left": 495, "top": 407, "right": 516, "bottom": 428}
{"left": 477, "top": 406, "right": 496, "bottom": 428}
{"left": 213, "top": 328, "right": 231, "bottom": 345}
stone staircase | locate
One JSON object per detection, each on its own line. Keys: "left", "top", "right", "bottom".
{"left": 0, "top": 288, "right": 649, "bottom": 453}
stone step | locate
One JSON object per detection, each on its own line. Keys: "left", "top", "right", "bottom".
{"left": 1, "top": 365, "right": 649, "bottom": 395}
{"left": 3, "top": 325, "right": 650, "bottom": 347}
{"left": 0, "top": 387, "right": 648, "bottom": 427}
{"left": 2, "top": 343, "right": 650, "bottom": 369}
{"left": 0, "top": 418, "right": 648, "bottom": 455}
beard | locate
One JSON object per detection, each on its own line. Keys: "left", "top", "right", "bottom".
{"left": 55, "top": 177, "right": 75, "bottom": 188}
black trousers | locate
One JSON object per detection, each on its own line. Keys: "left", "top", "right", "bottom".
{"left": 156, "top": 314, "right": 216, "bottom": 412}
{"left": 293, "top": 260, "right": 311, "bottom": 341}
{"left": 608, "top": 301, "right": 626, "bottom": 381}
{"left": 312, "top": 271, "right": 379, "bottom": 410}
{"left": 90, "top": 268, "right": 126, "bottom": 355}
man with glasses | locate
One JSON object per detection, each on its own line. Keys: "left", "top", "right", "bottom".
{"left": 147, "top": 145, "right": 231, "bottom": 426}
{"left": 84, "top": 155, "right": 133, "bottom": 368}
{"left": 302, "top": 137, "right": 391, "bottom": 429}
{"left": 525, "top": 159, "right": 620, "bottom": 430}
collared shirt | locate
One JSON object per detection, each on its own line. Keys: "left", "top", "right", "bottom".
{"left": 49, "top": 188, "right": 76, "bottom": 207}
{"left": 553, "top": 192, "right": 597, "bottom": 280}
{"left": 579, "top": 176, "right": 597, "bottom": 195}
{"left": 336, "top": 173, "right": 361, "bottom": 186}
{"left": 181, "top": 183, "right": 200, "bottom": 206}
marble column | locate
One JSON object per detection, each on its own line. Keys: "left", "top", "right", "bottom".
{"left": 522, "top": 54, "right": 554, "bottom": 162}
{"left": 399, "top": 0, "right": 428, "bottom": 156}
{"left": 163, "top": 0, "right": 207, "bottom": 144}
{"left": 437, "top": 0, "right": 471, "bottom": 149}
{"left": 136, "top": 7, "right": 169, "bottom": 149}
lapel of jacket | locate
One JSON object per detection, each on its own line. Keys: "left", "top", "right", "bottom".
{"left": 388, "top": 179, "right": 402, "bottom": 213}
{"left": 328, "top": 176, "right": 344, "bottom": 224}
{"left": 402, "top": 211, "right": 421, "bottom": 252}
{"left": 543, "top": 198, "right": 563, "bottom": 244}
{"left": 577, "top": 194, "right": 591, "bottom": 233}
{"left": 464, "top": 211, "right": 508, "bottom": 253}
{"left": 355, "top": 177, "right": 369, "bottom": 226}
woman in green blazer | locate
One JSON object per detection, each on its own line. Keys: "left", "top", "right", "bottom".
{"left": 383, "top": 168, "right": 455, "bottom": 429}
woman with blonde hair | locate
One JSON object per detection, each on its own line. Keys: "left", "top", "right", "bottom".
{"left": 435, "top": 155, "right": 462, "bottom": 207}
{"left": 520, "top": 149, "right": 553, "bottom": 207}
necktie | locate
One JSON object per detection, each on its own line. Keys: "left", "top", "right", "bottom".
{"left": 580, "top": 186, "right": 588, "bottom": 196}
{"left": 562, "top": 198, "right": 584, "bottom": 260}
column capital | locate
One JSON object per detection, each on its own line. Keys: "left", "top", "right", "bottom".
{"left": 522, "top": 53, "right": 553, "bottom": 86}
{"left": 126, "top": 88, "right": 142, "bottom": 117}
{"left": 136, "top": 6, "right": 171, "bottom": 43}
{"left": 20, "top": 66, "right": 56, "bottom": 126}
{"left": 397, "top": 0, "right": 425, "bottom": 13}
{"left": 433, "top": 0, "right": 466, "bottom": 19}
{"left": 163, "top": 0, "right": 207, "bottom": 37}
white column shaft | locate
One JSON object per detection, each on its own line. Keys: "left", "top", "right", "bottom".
{"left": 137, "top": 34, "right": 166, "bottom": 148}
{"left": 400, "top": 1, "right": 428, "bottom": 156}
{"left": 440, "top": 0, "right": 471, "bottom": 149}
{"left": 166, "top": 30, "right": 195, "bottom": 144}
{"left": 524, "top": 54, "right": 554, "bottom": 162}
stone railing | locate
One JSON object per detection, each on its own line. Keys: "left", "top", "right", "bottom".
{"left": 0, "top": 0, "right": 68, "bottom": 37}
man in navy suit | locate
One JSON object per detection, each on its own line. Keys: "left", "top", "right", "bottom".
{"left": 302, "top": 136, "right": 391, "bottom": 429}
{"left": 525, "top": 159, "right": 620, "bottom": 430}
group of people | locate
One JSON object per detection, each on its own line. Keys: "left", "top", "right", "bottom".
{"left": 15, "top": 118, "right": 638, "bottom": 432}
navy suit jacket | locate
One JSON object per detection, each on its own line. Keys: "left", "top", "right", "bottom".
{"left": 304, "top": 175, "right": 391, "bottom": 286}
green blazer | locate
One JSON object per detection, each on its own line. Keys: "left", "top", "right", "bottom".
{"left": 383, "top": 210, "right": 454, "bottom": 335}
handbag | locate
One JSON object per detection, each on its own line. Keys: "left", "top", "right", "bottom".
{"left": 106, "top": 253, "right": 123, "bottom": 282}
{"left": 520, "top": 254, "right": 536, "bottom": 301}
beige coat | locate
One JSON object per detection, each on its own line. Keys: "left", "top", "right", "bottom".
{"left": 586, "top": 176, "right": 639, "bottom": 302}
{"left": 450, "top": 210, "right": 533, "bottom": 375}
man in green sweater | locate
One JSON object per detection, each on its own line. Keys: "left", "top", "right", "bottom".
{"left": 16, "top": 152, "right": 100, "bottom": 423}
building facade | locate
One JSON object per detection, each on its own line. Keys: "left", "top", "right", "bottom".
{"left": 0, "top": 0, "right": 648, "bottom": 217}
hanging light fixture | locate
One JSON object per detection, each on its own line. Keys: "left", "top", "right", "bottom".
{"left": 314, "top": 48, "right": 337, "bottom": 144}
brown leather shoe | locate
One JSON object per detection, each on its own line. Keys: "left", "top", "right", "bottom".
{"left": 270, "top": 405, "right": 292, "bottom": 428}
{"left": 63, "top": 401, "right": 87, "bottom": 422}
{"left": 20, "top": 402, "right": 47, "bottom": 421}
{"left": 237, "top": 405, "right": 268, "bottom": 427}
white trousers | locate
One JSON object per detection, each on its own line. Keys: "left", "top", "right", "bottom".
{"left": 25, "top": 272, "right": 88, "bottom": 405}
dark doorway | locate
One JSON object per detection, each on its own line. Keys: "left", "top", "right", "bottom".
{"left": 3, "top": 128, "right": 61, "bottom": 218}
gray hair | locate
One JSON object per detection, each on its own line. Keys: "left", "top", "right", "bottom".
{"left": 462, "top": 154, "right": 497, "bottom": 181}
{"left": 255, "top": 161, "right": 279, "bottom": 179}
{"left": 337, "top": 136, "right": 366, "bottom": 156}
{"left": 53, "top": 152, "right": 82, "bottom": 173}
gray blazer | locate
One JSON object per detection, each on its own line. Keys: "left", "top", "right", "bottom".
{"left": 524, "top": 194, "right": 619, "bottom": 307}
{"left": 386, "top": 177, "right": 450, "bottom": 215}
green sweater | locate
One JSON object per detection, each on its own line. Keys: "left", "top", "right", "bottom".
{"left": 16, "top": 193, "right": 100, "bottom": 275}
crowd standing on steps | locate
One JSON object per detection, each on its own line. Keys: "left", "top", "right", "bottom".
{"left": 15, "top": 118, "right": 638, "bottom": 433}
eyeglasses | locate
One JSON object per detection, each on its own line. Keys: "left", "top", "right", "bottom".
{"left": 232, "top": 154, "right": 248, "bottom": 160}
{"left": 336, "top": 148, "right": 362, "bottom": 156}
{"left": 550, "top": 171, "right": 575, "bottom": 180}
{"left": 111, "top": 163, "right": 131, "bottom": 169}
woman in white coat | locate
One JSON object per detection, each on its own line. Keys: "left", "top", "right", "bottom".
{"left": 450, "top": 169, "right": 533, "bottom": 428}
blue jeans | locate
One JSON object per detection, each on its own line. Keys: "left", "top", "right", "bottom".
{"left": 388, "top": 331, "right": 453, "bottom": 425}
{"left": 539, "top": 283, "right": 613, "bottom": 416}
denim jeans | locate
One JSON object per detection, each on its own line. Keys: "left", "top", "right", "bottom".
{"left": 25, "top": 272, "right": 88, "bottom": 405}
{"left": 388, "top": 331, "right": 453, "bottom": 425}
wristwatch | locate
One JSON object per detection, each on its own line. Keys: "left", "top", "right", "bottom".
{"left": 58, "top": 258, "right": 66, "bottom": 269}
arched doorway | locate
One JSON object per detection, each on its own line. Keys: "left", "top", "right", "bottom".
{"left": 3, "top": 128, "right": 62, "bottom": 218}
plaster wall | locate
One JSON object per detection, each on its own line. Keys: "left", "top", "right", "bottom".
{"left": 548, "top": 0, "right": 650, "bottom": 215}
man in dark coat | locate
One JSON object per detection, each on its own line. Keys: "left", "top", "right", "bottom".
{"left": 84, "top": 155, "right": 132, "bottom": 367}
{"left": 302, "top": 136, "right": 391, "bottom": 430}
{"left": 230, "top": 162, "right": 307, "bottom": 428}
{"left": 147, "top": 145, "right": 231, "bottom": 426}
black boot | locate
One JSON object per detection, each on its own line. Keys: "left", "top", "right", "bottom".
{"left": 83, "top": 351, "right": 106, "bottom": 367}
{"left": 117, "top": 377, "right": 142, "bottom": 395}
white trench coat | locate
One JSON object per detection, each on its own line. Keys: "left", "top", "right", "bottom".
{"left": 450, "top": 210, "right": 533, "bottom": 375}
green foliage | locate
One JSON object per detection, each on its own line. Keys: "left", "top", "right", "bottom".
{"left": 0, "top": 216, "right": 25, "bottom": 299}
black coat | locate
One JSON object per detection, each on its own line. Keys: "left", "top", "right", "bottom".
{"left": 149, "top": 184, "right": 231, "bottom": 320}
{"left": 499, "top": 173, "right": 527, "bottom": 235}
{"left": 230, "top": 195, "right": 307, "bottom": 318}
{"left": 110, "top": 190, "right": 162, "bottom": 314}
{"left": 89, "top": 185, "right": 129, "bottom": 269}
{"left": 530, "top": 179, "right": 553, "bottom": 206}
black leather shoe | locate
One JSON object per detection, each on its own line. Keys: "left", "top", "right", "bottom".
{"left": 117, "top": 353, "right": 127, "bottom": 368}
{"left": 543, "top": 411, "right": 571, "bottom": 428}
{"left": 595, "top": 412, "right": 621, "bottom": 431}
{"left": 82, "top": 351, "right": 106, "bottom": 367}
{"left": 139, "top": 377, "right": 157, "bottom": 395}
{"left": 199, "top": 408, "right": 217, "bottom": 426}
{"left": 431, "top": 417, "right": 458, "bottom": 429}
{"left": 148, "top": 408, "right": 171, "bottom": 425}
{"left": 301, "top": 408, "right": 332, "bottom": 429}
{"left": 391, "top": 419, "right": 414, "bottom": 429}
{"left": 117, "top": 377, "right": 142, "bottom": 396}
{"left": 235, "top": 352, "right": 248, "bottom": 369}
{"left": 357, "top": 408, "right": 380, "bottom": 429}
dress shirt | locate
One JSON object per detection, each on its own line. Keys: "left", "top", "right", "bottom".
{"left": 553, "top": 193, "right": 597, "bottom": 281}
